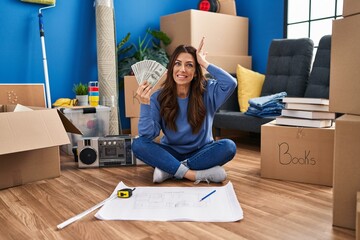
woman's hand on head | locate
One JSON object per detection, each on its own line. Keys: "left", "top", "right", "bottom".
{"left": 136, "top": 81, "right": 152, "bottom": 105}
{"left": 196, "top": 37, "right": 210, "bottom": 69}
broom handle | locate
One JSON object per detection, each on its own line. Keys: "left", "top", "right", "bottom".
{"left": 38, "top": 12, "right": 52, "bottom": 108}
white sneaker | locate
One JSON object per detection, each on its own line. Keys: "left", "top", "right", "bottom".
{"left": 153, "top": 167, "right": 173, "bottom": 183}
{"left": 195, "top": 166, "right": 227, "bottom": 184}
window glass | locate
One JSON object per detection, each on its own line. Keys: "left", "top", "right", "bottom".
{"left": 286, "top": 0, "right": 343, "bottom": 47}
{"left": 336, "top": 0, "right": 343, "bottom": 16}
{"left": 287, "top": 23, "right": 309, "bottom": 39}
{"left": 311, "top": 0, "right": 335, "bottom": 19}
{"left": 288, "top": 0, "right": 310, "bottom": 23}
{"left": 309, "top": 19, "right": 333, "bottom": 46}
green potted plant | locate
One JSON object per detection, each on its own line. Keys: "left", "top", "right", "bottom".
{"left": 73, "top": 82, "right": 89, "bottom": 106}
{"left": 117, "top": 28, "right": 172, "bottom": 84}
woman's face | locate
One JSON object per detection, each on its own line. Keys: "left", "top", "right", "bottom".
{"left": 172, "top": 52, "right": 196, "bottom": 87}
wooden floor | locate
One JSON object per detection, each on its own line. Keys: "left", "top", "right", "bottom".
{"left": 0, "top": 134, "right": 356, "bottom": 240}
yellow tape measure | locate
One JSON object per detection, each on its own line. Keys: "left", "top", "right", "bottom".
{"left": 117, "top": 188, "right": 135, "bottom": 198}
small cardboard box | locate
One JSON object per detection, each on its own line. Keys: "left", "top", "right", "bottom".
{"left": 261, "top": 121, "right": 334, "bottom": 186}
{"left": 0, "top": 84, "right": 46, "bottom": 107}
{"left": 161, "top": 9, "right": 248, "bottom": 56}
{"left": 218, "top": 0, "right": 237, "bottom": 16}
{"left": 343, "top": 0, "right": 360, "bottom": 17}
{"left": 330, "top": 15, "right": 360, "bottom": 115}
{"left": 333, "top": 114, "right": 360, "bottom": 230}
{"left": 0, "top": 105, "right": 80, "bottom": 189}
{"left": 206, "top": 55, "right": 252, "bottom": 74}
{"left": 124, "top": 75, "right": 166, "bottom": 118}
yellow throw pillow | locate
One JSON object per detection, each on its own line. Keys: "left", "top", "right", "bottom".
{"left": 236, "top": 64, "right": 265, "bottom": 112}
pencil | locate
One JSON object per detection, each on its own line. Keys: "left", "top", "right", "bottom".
{"left": 199, "top": 190, "right": 216, "bottom": 202}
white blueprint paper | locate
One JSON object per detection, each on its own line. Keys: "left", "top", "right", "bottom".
{"left": 95, "top": 181, "right": 243, "bottom": 222}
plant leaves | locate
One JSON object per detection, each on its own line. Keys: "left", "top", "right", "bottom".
{"left": 148, "top": 29, "right": 172, "bottom": 46}
{"left": 116, "top": 28, "right": 171, "bottom": 88}
{"left": 116, "top": 33, "right": 131, "bottom": 53}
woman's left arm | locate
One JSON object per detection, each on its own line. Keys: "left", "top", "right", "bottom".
{"left": 207, "top": 64, "right": 237, "bottom": 110}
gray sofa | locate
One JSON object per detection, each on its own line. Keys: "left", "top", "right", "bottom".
{"left": 213, "top": 35, "right": 332, "bottom": 136}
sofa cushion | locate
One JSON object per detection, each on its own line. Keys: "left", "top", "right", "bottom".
{"left": 261, "top": 38, "right": 314, "bottom": 97}
{"left": 213, "top": 111, "right": 274, "bottom": 133}
{"left": 304, "top": 35, "right": 331, "bottom": 98}
{"left": 236, "top": 64, "right": 265, "bottom": 112}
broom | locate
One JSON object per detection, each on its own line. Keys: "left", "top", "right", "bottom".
{"left": 21, "top": 0, "right": 56, "bottom": 108}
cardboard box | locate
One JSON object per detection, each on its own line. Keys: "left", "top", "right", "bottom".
{"left": 218, "top": 0, "right": 237, "bottom": 16}
{"left": 124, "top": 75, "right": 165, "bottom": 118}
{"left": 333, "top": 114, "right": 360, "bottom": 230}
{"left": 261, "top": 121, "right": 335, "bottom": 186}
{"left": 329, "top": 15, "right": 360, "bottom": 115}
{"left": 357, "top": 192, "right": 360, "bottom": 240}
{"left": 206, "top": 55, "right": 251, "bottom": 74}
{"left": 130, "top": 117, "right": 163, "bottom": 143}
{"left": 343, "top": 0, "right": 360, "bottom": 17}
{"left": 0, "top": 105, "right": 80, "bottom": 189}
{"left": 161, "top": 10, "right": 248, "bottom": 56}
{"left": 0, "top": 84, "right": 46, "bottom": 107}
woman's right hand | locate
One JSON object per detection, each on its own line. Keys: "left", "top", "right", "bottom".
{"left": 136, "top": 81, "right": 152, "bottom": 105}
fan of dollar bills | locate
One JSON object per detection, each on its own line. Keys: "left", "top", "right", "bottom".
{"left": 131, "top": 60, "right": 167, "bottom": 87}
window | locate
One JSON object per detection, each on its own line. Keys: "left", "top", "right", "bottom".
{"left": 285, "top": 0, "right": 343, "bottom": 48}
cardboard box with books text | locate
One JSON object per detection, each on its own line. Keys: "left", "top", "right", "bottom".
{"left": 0, "top": 105, "right": 81, "bottom": 189}
{"left": 333, "top": 114, "right": 360, "bottom": 230}
{"left": 261, "top": 121, "right": 334, "bottom": 186}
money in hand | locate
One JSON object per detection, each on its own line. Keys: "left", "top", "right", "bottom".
{"left": 131, "top": 60, "right": 167, "bottom": 87}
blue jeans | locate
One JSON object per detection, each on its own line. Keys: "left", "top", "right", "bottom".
{"left": 131, "top": 136, "right": 236, "bottom": 178}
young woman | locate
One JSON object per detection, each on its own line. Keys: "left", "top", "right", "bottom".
{"left": 132, "top": 38, "right": 237, "bottom": 183}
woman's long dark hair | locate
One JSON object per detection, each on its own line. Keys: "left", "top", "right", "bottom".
{"left": 158, "top": 45, "right": 206, "bottom": 134}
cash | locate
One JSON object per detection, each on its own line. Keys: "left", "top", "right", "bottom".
{"left": 131, "top": 60, "right": 167, "bottom": 87}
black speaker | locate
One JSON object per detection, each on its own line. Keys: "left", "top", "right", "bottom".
{"left": 79, "top": 147, "right": 97, "bottom": 165}
{"left": 78, "top": 138, "right": 100, "bottom": 168}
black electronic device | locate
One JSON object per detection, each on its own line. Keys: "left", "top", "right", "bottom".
{"left": 77, "top": 135, "right": 136, "bottom": 168}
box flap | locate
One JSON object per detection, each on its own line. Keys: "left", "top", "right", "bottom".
{"left": 57, "top": 110, "right": 83, "bottom": 135}
{"left": 0, "top": 108, "right": 74, "bottom": 155}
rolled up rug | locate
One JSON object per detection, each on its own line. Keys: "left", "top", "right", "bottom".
{"left": 95, "top": 0, "right": 120, "bottom": 134}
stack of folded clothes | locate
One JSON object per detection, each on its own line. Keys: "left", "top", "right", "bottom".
{"left": 245, "top": 92, "right": 287, "bottom": 117}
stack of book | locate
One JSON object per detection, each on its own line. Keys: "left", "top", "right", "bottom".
{"left": 275, "top": 97, "right": 335, "bottom": 128}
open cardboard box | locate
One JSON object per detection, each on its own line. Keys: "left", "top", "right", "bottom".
{"left": 0, "top": 104, "right": 81, "bottom": 189}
